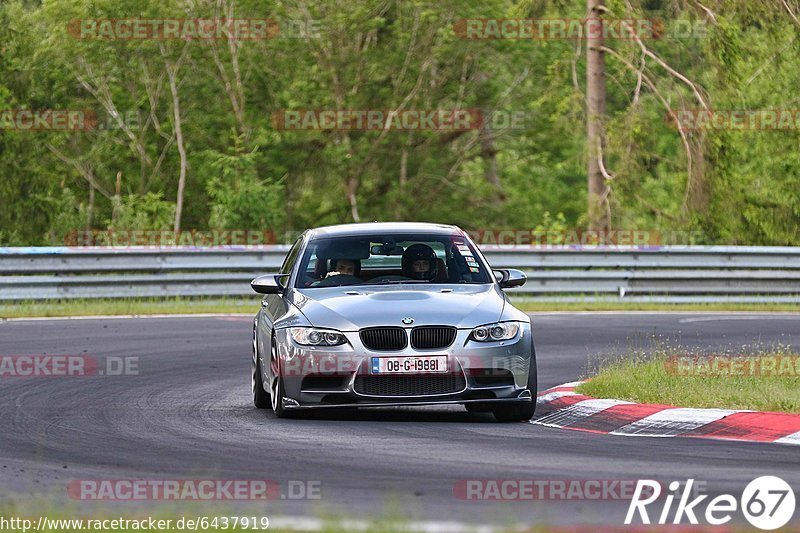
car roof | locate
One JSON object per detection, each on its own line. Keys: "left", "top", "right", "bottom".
{"left": 307, "top": 222, "right": 464, "bottom": 239}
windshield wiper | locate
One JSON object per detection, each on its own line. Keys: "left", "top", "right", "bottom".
{"left": 363, "top": 279, "right": 432, "bottom": 285}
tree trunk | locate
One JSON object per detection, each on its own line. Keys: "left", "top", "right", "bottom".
{"left": 166, "top": 59, "right": 188, "bottom": 233}
{"left": 479, "top": 119, "right": 505, "bottom": 202}
{"left": 586, "top": 0, "right": 610, "bottom": 230}
{"left": 87, "top": 184, "right": 95, "bottom": 232}
{"left": 347, "top": 175, "right": 360, "bottom": 222}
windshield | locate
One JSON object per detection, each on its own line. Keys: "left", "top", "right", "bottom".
{"left": 295, "top": 233, "right": 492, "bottom": 288}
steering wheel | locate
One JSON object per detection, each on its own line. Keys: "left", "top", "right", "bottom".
{"left": 312, "top": 274, "right": 363, "bottom": 287}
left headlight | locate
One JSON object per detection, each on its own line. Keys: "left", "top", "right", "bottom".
{"left": 288, "top": 327, "right": 347, "bottom": 346}
{"left": 470, "top": 321, "right": 520, "bottom": 342}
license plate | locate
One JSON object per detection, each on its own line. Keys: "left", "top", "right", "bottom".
{"left": 371, "top": 356, "right": 448, "bottom": 374}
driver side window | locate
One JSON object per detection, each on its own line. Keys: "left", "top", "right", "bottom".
{"left": 279, "top": 237, "right": 303, "bottom": 276}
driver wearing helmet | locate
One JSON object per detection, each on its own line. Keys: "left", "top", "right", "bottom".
{"left": 401, "top": 244, "right": 438, "bottom": 281}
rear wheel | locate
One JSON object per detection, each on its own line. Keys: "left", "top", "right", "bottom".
{"left": 492, "top": 340, "right": 538, "bottom": 422}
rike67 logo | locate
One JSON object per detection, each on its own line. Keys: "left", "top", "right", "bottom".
{"left": 626, "top": 476, "right": 796, "bottom": 530}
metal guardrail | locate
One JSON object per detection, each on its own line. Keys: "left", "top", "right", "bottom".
{"left": 1, "top": 245, "right": 799, "bottom": 302}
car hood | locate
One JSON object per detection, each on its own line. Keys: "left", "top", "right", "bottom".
{"left": 292, "top": 284, "right": 505, "bottom": 331}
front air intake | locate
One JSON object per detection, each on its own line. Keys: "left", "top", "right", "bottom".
{"left": 359, "top": 327, "right": 407, "bottom": 351}
{"left": 411, "top": 326, "right": 457, "bottom": 349}
{"left": 354, "top": 373, "right": 467, "bottom": 396}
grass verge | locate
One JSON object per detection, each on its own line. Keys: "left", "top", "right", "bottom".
{"left": 578, "top": 341, "right": 800, "bottom": 412}
{"left": 513, "top": 299, "right": 800, "bottom": 312}
{"left": 0, "top": 297, "right": 261, "bottom": 319}
{"left": 1, "top": 296, "right": 799, "bottom": 319}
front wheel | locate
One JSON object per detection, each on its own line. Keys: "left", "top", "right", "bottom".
{"left": 492, "top": 343, "right": 538, "bottom": 422}
{"left": 269, "top": 340, "right": 293, "bottom": 418}
{"left": 252, "top": 334, "right": 270, "bottom": 409}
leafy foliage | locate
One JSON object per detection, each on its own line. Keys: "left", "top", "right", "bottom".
{"left": 0, "top": 0, "right": 798, "bottom": 244}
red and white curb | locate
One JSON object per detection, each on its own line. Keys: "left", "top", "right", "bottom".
{"left": 532, "top": 381, "right": 800, "bottom": 445}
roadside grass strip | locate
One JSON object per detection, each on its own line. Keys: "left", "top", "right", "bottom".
{"left": 2, "top": 296, "right": 800, "bottom": 319}
{"left": 533, "top": 382, "right": 800, "bottom": 445}
{"left": 576, "top": 343, "right": 800, "bottom": 413}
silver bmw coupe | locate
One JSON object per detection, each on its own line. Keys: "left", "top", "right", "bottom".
{"left": 250, "top": 222, "right": 536, "bottom": 421}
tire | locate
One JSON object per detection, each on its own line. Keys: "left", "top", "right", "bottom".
{"left": 492, "top": 338, "right": 538, "bottom": 422}
{"left": 252, "top": 330, "right": 270, "bottom": 409}
{"left": 269, "top": 339, "right": 293, "bottom": 418}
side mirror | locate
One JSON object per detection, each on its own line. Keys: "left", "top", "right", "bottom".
{"left": 493, "top": 268, "right": 526, "bottom": 289}
{"left": 251, "top": 274, "right": 288, "bottom": 294}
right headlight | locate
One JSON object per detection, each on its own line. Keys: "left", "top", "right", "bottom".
{"left": 470, "top": 321, "right": 520, "bottom": 342}
{"left": 288, "top": 327, "right": 347, "bottom": 346}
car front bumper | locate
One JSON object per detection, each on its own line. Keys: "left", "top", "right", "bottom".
{"left": 273, "top": 323, "right": 534, "bottom": 410}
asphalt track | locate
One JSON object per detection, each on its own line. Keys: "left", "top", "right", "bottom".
{"left": 1, "top": 313, "right": 799, "bottom": 527}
